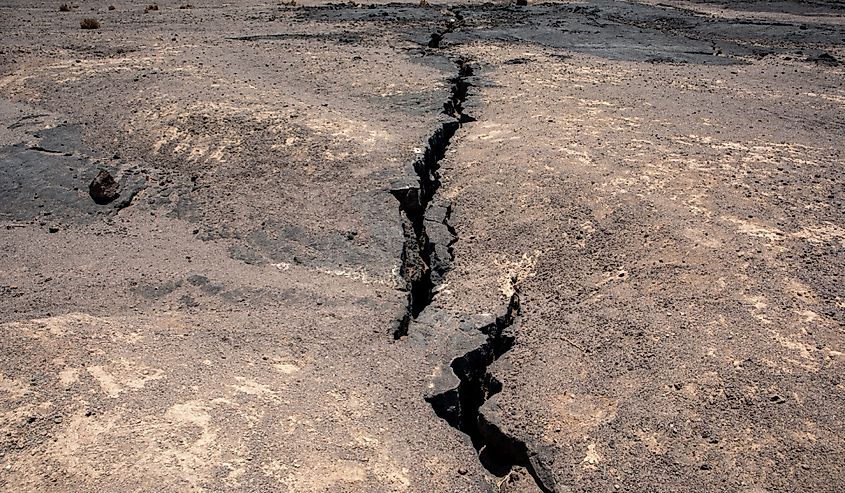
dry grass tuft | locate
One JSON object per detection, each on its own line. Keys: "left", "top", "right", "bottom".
{"left": 59, "top": 3, "right": 71, "bottom": 11}
{"left": 179, "top": 3, "right": 193, "bottom": 8}
{"left": 144, "top": 3, "right": 159, "bottom": 12}
{"left": 419, "top": 0, "right": 429, "bottom": 6}
{"left": 279, "top": 0, "right": 296, "bottom": 5}
{"left": 80, "top": 18, "right": 100, "bottom": 29}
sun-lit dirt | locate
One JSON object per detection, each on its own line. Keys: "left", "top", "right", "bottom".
{"left": 1, "top": 1, "right": 843, "bottom": 492}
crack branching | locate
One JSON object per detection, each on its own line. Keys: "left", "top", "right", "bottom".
{"left": 391, "top": 59, "right": 474, "bottom": 339}
{"left": 426, "top": 286, "right": 553, "bottom": 492}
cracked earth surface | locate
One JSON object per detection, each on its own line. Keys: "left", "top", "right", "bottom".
{"left": 1, "top": 0, "right": 844, "bottom": 492}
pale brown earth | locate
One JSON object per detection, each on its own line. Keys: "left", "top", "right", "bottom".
{"left": 0, "top": 1, "right": 843, "bottom": 492}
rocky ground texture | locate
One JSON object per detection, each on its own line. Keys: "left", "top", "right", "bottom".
{"left": 1, "top": 0, "right": 844, "bottom": 492}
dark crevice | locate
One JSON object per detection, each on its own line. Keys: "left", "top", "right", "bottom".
{"left": 443, "top": 60, "right": 476, "bottom": 122}
{"left": 27, "top": 146, "right": 65, "bottom": 155}
{"left": 390, "top": 58, "right": 474, "bottom": 339}
{"left": 444, "top": 203, "right": 458, "bottom": 262}
{"left": 394, "top": 11, "right": 551, "bottom": 492}
{"left": 426, "top": 288, "right": 554, "bottom": 492}
{"left": 428, "top": 9, "right": 464, "bottom": 48}
{"left": 428, "top": 31, "right": 444, "bottom": 48}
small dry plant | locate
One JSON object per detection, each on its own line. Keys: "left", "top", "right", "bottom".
{"left": 80, "top": 18, "right": 100, "bottom": 29}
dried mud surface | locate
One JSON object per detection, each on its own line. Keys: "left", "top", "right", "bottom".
{"left": 1, "top": 1, "right": 843, "bottom": 492}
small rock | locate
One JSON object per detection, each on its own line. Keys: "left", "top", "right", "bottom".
{"left": 89, "top": 169, "right": 120, "bottom": 205}
{"left": 769, "top": 394, "right": 786, "bottom": 404}
{"left": 457, "top": 467, "right": 468, "bottom": 475}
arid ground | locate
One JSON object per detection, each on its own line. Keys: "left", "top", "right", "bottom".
{"left": 1, "top": 0, "right": 844, "bottom": 492}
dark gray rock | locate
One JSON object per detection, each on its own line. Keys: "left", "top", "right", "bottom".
{"left": 89, "top": 169, "right": 120, "bottom": 205}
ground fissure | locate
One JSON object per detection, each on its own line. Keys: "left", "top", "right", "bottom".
{"left": 426, "top": 287, "right": 554, "bottom": 492}
{"left": 389, "top": 20, "right": 552, "bottom": 491}
{"left": 390, "top": 58, "right": 473, "bottom": 339}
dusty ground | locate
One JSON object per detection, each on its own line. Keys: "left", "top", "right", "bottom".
{"left": 1, "top": 0, "right": 843, "bottom": 492}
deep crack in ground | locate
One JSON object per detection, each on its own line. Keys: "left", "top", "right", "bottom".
{"left": 389, "top": 20, "right": 552, "bottom": 492}
{"left": 426, "top": 286, "right": 554, "bottom": 492}
{"left": 390, "top": 58, "right": 473, "bottom": 340}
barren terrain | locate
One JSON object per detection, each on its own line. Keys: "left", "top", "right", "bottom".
{"left": 1, "top": 0, "right": 844, "bottom": 492}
